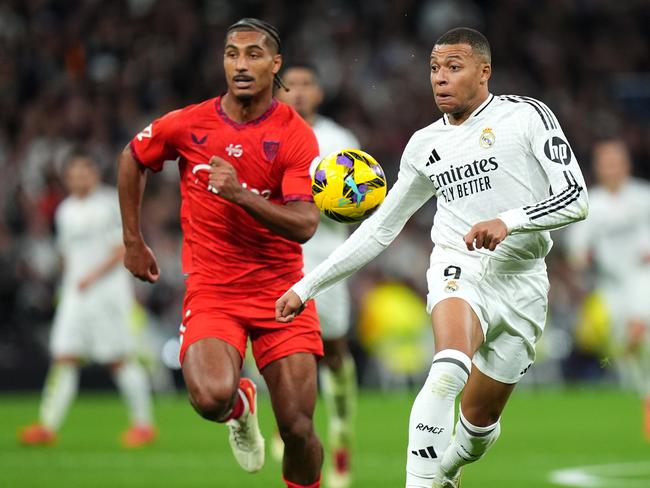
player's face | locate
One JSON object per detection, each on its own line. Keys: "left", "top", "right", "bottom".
{"left": 278, "top": 68, "right": 323, "bottom": 119}
{"left": 64, "top": 158, "right": 99, "bottom": 197}
{"left": 429, "top": 43, "right": 490, "bottom": 115}
{"left": 224, "top": 31, "right": 281, "bottom": 102}
{"left": 593, "top": 141, "right": 631, "bottom": 188}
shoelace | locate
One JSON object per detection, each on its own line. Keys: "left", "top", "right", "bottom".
{"left": 229, "top": 420, "right": 251, "bottom": 449}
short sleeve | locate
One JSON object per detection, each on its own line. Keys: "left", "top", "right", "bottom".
{"left": 129, "top": 109, "right": 182, "bottom": 172}
{"left": 281, "top": 121, "right": 320, "bottom": 203}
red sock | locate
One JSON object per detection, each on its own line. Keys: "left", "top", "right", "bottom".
{"left": 283, "top": 476, "right": 321, "bottom": 488}
{"left": 223, "top": 391, "right": 244, "bottom": 422}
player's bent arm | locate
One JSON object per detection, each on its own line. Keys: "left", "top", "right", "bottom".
{"left": 117, "top": 146, "right": 160, "bottom": 282}
{"left": 234, "top": 191, "right": 320, "bottom": 243}
{"left": 290, "top": 165, "right": 433, "bottom": 304}
{"left": 497, "top": 104, "right": 589, "bottom": 235}
{"left": 118, "top": 146, "right": 148, "bottom": 246}
{"left": 78, "top": 245, "right": 126, "bottom": 290}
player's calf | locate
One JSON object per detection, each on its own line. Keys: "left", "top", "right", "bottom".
{"left": 406, "top": 349, "right": 471, "bottom": 488}
{"left": 439, "top": 409, "right": 501, "bottom": 480}
{"left": 276, "top": 410, "right": 323, "bottom": 486}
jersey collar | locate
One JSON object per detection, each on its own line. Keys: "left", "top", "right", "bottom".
{"left": 442, "top": 93, "right": 494, "bottom": 125}
{"left": 215, "top": 95, "right": 279, "bottom": 129}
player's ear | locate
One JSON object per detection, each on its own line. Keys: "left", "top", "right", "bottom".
{"left": 315, "top": 83, "right": 324, "bottom": 106}
{"left": 479, "top": 63, "right": 491, "bottom": 85}
{"left": 272, "top": 54, "right": 282, "bottom": 75}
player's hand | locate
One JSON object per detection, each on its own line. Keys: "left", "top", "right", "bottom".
{"left": 124, "top": 239, "right": 160, "bottom": 283}
{"left": 78, "top": 272, "right": 98, "bottom": 291}
{"left": 464, "top": 218, "right": 508, "bottom": 251}
{"left": 275, "top": 290, "right": 306, "bottom": 323}
{"left": 208, "top": 155, "right": 244, "bottom": 202}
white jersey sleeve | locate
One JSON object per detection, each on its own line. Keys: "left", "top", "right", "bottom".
{"left": 497, "top": 98, "right": 589, "bottom": 233}
{"left": 292, "top": 140, "right": 434, "bottom": 302}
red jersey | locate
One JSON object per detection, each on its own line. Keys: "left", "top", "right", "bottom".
{"left": 130, "top": 96, "right": 319, "bottom": 292}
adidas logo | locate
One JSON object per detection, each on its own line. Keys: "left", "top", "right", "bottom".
{"left": 426, "top": 148, "right": 441, "bottom": 167}
{"left": 411, "top": 445, "right": 437, "bottom": 459}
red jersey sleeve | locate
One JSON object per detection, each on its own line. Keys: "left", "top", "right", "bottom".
{"left": 281, "top": 120, "right": 319, "bottom": 203}
{"left": 129, "top": 109, "right": 182, "bottom": 172}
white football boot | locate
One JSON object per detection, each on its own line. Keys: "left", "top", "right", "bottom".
{"left": 226, "top": 378, "right": 265, "bottom": 473}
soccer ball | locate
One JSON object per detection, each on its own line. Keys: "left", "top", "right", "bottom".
{"left": 312, "top": 149, "right": 387, "bottom": 223}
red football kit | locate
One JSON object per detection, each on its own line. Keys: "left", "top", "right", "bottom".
{"left": 130, "top": 96, "right": 322, "bottom": 368}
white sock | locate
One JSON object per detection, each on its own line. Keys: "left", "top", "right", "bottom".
{"left": 113, "top": 360, "right": 154, "bottom": 426}
{"left": 440, "top": 409, "right": 501, "bottom": 479}
{"left": 40, "top": 362, "right": 80, "bottom": 431}
{"left": 320, "top": 356, "right": 357, "bottom": 447}
{"left": 405, "top": 349, "right": 471, "bottom": 488}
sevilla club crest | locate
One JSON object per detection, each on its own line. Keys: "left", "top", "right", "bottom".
{"left": 263, "top": 141, "right": 280, "bottom": 162}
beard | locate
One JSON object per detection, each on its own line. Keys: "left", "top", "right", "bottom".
{"left": 235, "top": 92, "right": 255, "bottom": 103}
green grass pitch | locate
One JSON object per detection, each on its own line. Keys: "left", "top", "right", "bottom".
{"left": 1, "top": 388, "right": 648, "bottom": 487}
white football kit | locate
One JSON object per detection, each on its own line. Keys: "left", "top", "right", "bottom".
{"left": 568, "top": 179, "right": 650, "bottom": 343}
{"left": 293, "top": 94, "right": 589, "bottom": 383}
{"left": 51, "top": 185, "right": 134, "bottom": 362}
{"left": 303, "top": 115, "right": 360, "bottom": 339}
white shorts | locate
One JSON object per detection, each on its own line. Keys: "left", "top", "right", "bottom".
{"left": 426, "top": 246, "right": 549, "bottom": 384}
{"left": 50, "top": 291, "right": 134, "bottom": 363}
{"left": 600, "top": 271, "right": 650, "bottom": 346}
{"left": 314, "top": 282, "right": 351, "bottom": 340}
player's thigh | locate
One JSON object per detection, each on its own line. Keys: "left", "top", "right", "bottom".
{"left": 460, "top": 366, "right": 516, "bottom": 426}
{"left": 431, "top": 298, "right": 484, "bottom": 356}
{"left": 182, "top": 337, "right": 243, "bottom": 402}
{"left": 426, "top": 247, "right": 488, "bottom": 355}
{"left": 261, "top": 352, "right": 319, "bottom": 430}
{"left": 180, "top": 296, "right": 247, "bottom": 398}
{"left": 473, "top": 271, "right": 548, "bottom": 384}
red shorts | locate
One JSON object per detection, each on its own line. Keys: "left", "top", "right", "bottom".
{"left": 179, "top": 285, "right": 322, "bottom": 370}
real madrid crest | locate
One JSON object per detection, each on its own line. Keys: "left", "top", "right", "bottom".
{"left": 479, "top": 128, "right": 495, "bottom": 148}
{"left": 444, "top": 280, "right": 459, "bottom": 293}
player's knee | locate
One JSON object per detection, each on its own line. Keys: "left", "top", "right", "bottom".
{"left": 187, "top": 380, "right": 237, "bottom": 421}
{"left": 277, "top": 413, "right": 315, "bottom": 447}
{"left": 321, "top": 353, "right": 343, "bottom": 371}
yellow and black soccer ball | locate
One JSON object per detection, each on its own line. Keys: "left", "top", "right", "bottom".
{"left": 312, "top": 149, "right": 387, "bottom": 223}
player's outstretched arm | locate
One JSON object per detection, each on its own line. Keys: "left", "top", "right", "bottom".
{"left": 208, "top": 155, "right": 319, "bottom": 243}
{"left": 275, "top": 289, "right": 306, "bottom": 323}
{"left": 117, "top": 146, "right": 160, "bottom": 283}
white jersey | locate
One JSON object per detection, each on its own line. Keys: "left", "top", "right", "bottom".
{"left": 55, "top": 185, "right": 132, "bottom": 303}
{"left": 303, "top": 115, "right": 361, "bottom": 266}
{"left": 293, "top": 93, "right": 589, "bottom": 302}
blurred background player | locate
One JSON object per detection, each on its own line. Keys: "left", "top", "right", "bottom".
{"left": 567, "top": 139, "right": 650, "bottom": 438}
{"left": 119, "top": 18, "right": 325, "bottom": 488}
{"left": 19, "top": 151, "right": 156, "bottom": 447}
{"left": 278, "top": 63, "right": 360, "bottom": 488}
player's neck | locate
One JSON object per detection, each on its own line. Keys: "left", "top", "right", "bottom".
{"left": 304, "top": 112, "right": 318, "bottom": 126}
{"left": 221, "top": 92, "right": 274, "bottom": 124}
{"left": 604, "top": 180, "right": 625, "bottom": 194}
{"left": 447, "top": 90, "right": 489, "bottom": 126}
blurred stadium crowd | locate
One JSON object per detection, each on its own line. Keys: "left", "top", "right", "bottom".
{"left": 1, "top": 0, "right": 649, "bottom": 389}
